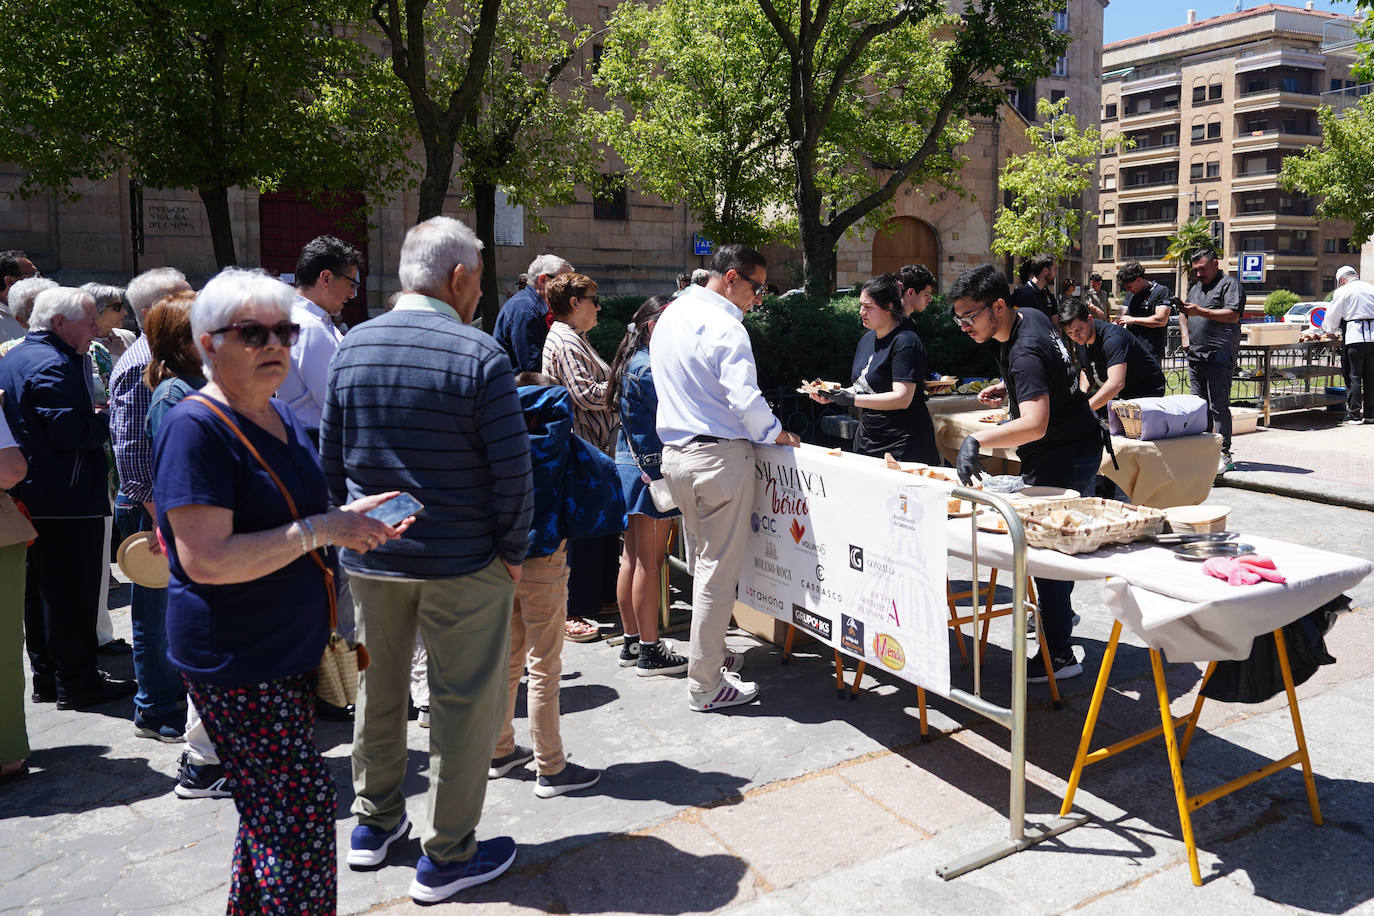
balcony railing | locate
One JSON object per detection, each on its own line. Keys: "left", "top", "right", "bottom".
{"left": 1235, "top": 168, "right": 1282, "bottom": 177}
{"left": 1122, "top": 140, "right": 1180, "bottom": 152}
{"left": 1121, "top": 215, "right": 1179, "bottom": 226}
{"left": 1321, "top": 83, "right": 1374, "bottom": 115}
{"left": 1235, "top": 128, "right": 1321, "bottom": 138}
{"left": 1120, "top": 178, "right": 1180, "bottom": 189}
{"left": 1239, "top": 86, "right": 1318, "bottom": 98}
{"left": 1124, "top": 66, "right": 1182, "bottom": 85}
{"left": 1235, "top": 207, "right": 1315, "bottom": 218}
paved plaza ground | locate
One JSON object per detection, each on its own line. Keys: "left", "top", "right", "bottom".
{"left": 2, "top": 423, "right": 1372, "bottom": 915}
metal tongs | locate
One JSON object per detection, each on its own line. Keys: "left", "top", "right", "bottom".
{"left": 1150, "top": 531, "right": 1238, "bottom": 545}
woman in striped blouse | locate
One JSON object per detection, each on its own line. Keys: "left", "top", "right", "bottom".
{"left": 542, "top": 273, "right": 620, "bottom": 642}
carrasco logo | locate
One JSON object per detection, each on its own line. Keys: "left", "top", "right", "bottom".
{"left": 791, "top": 603, "right": 832, "bottom": 641}
{"left": 848, "top": 545, "right": 864, "bottom": 571}
{"left": 873, "top": 633, "right": 906, "bottom": 671}
{"left": 789, "top": 518, "right": 806, "bottom": 543}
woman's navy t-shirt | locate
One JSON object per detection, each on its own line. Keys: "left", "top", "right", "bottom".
{"left": 850, "top": 323, "right": 938, "bottom": 464}
{"left": 152, "top": 395, "right": 330, "bottom": 687}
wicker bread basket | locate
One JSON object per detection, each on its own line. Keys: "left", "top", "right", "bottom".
{"left": 1016, "top": 497, "right": 1167, "bottom": 555}
{"left": 1109, "top": 401, "right": 1144, "bottom": 439}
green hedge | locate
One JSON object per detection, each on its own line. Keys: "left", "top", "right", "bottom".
{"left": 587, "top": 290, "right": 1001, "bottom": 389}
{"left": 1263, "top": 289, "right": 1300, "bottom": 319}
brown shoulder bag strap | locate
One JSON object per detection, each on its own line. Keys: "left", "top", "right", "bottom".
{"left": 186, "top": 394, "right": 338, "bottom": 630}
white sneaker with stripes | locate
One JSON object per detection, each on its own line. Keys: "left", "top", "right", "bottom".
{"left": 689, "top": 670, "right": 759, "bottom": 711}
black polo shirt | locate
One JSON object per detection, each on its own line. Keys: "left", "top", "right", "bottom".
{"left": 1123, "top": 280, "right": 1171, "bottom": 363}
{"left": 1185, "top": 273, "right": 1245, "bottom": 364}
{"left": 998, "top": 309, "right": 1102, "bottom": 475}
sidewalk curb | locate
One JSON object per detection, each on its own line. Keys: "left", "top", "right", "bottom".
{"left": 1215, "top": 472, "right": 1374, "bottom": 512}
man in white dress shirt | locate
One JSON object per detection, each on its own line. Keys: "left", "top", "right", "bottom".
{"left": 278, "top": 235, "right": 362, "bottom": 438}
{"left": 1323, "top": 265, "right": 1374, "bottom": 424}
{"left": 652, "top": 243, "right": 800, "bottom": 712}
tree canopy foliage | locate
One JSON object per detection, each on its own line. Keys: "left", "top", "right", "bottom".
{"left": 0, "top": 0, "right": 405, "bottom": 267}
{"left": 992, "top": 97, "right": 1127, "bottom": 261}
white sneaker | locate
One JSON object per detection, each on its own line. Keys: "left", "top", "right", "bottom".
{"left": 689, "top": 670, "right": 759, "bottom": 711}
{"left": 722, "top": 648, "right": 745, "bottom": 674}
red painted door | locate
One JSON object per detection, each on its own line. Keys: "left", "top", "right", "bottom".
{"left": 259, "top": 190, "right": 370, "bottom": 328}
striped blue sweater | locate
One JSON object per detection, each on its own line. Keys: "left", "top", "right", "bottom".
{"left": 320, "top": 306, "right": 533, "bottom": 579}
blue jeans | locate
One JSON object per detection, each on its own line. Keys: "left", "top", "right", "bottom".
{"left": 1024, "top": 451, "right": 1102, "bottom": 662}
{"left": 115, "top": 494, "right": 182, "bottom": 719}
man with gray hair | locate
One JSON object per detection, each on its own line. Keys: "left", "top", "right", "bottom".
{"left": 0, "top": 288, "right": 134, "bottom": 709}
{"left": 108, "top": 267, "right": 193, "bottom": 743}
{"left": 491, "top": 252, "right": 572, "bottom": 373}
{"left": 0, "top": 277, "right": 57, "bottom": 356}
{"left": 321, "top": 216, "right": 532, "bottom": 903}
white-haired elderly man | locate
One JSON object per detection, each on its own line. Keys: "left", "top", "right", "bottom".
{"left": 107, "top": 267, "right": 194, "bottom": 742}
{"left": 1323, "top": 265, "right": 1374, "bottom": 425}
{"left": 0, "top": 277, "right": 57, "bottom": 357}
{"left": 491, "top": 252, "right": 573, "bottom": 373}
{"left": 321, "top": 216, "right": 533, "bottom": 904}
{"left": 0, "top": 287, "right": 135, "bottom": 710}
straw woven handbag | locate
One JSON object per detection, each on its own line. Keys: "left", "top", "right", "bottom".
{"left": 187, "top": 395, "right": 369, "bottom": 705}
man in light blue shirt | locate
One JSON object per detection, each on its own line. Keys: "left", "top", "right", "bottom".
{"left": 652, "top": 243, "right": 799, "bottom": 712}
{"left": 277, "top": 235, "right": 361, "bottom": 436}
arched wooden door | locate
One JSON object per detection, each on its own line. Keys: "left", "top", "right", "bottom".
{"left": 872, "top": 216, "right": 939, "bottom": 285}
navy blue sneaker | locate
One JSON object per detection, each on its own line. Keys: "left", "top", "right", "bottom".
{"left": 408, "top": 837, "right": 517, "bottom": 903}
{"left": 347, "top": 812, "right": 410, "bottom": 868}
{"left": 134, "top": 711, "right": 184, "bottom": 743}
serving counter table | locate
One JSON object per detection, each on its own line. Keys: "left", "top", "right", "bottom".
{"left": 933, "top": 409, "right": 1222, "bottom": 508}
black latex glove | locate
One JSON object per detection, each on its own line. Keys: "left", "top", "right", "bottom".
{"left": 956, "top": 435, "right": 987, "bottom": 486}
{"left": 819, "top": 388, "right": 855, "bottom": 407}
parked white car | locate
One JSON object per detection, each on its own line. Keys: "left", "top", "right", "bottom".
{"left": 1282, "top": 302, "right": 1327, "bottom": 328}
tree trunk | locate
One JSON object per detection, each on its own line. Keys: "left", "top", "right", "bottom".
{"left": 416, "top": 132, "right": 457, "bottom": 222}
{"left": 198, "top": 185, "right": 238, "bottom": 268}
{"left": 794, "top": 150, "right": 833, "bottom": 299}
{"left": 472, "top": 180, "right": 500, "bottom": 332}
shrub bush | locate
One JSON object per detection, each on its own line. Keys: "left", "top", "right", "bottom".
{"left": 1263, "top": 289, "right": 1300, "bottom": 319}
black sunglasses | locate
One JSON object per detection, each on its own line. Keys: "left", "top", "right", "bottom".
{"left": 210, "top": 320, "right": 301, "bottom": 348}
{"left": 734, "top": 272, "right": 766, "bottom": 296}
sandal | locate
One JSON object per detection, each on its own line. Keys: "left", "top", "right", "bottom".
{"left": 564, "top": 617, "right": 601, "bottom": 642}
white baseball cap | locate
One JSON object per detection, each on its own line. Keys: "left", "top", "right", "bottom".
{"left": 1336, "top": 265, "right": 1359, "bottom": 283}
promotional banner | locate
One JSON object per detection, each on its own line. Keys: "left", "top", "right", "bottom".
{"left": 737, "top": 445, "right": 952, "bottom": 696}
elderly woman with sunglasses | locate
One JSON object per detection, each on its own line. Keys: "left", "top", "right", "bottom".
{"left": 151, "top": 268, "right": 408, "bottom": 914}
{"left": 541, "top": 272, "right": 620, "bottom": 642}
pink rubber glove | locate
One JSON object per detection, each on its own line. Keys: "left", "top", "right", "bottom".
{"left": 1202, "top": 556, "right": 1262, "bottom": 586}
{"left": 1236, "top": 554, "right": 1287, "bottom": 583}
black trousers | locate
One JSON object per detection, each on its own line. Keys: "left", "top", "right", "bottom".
{"left": 26, "top": 516, "right": 106, "bottom": 697}
{"left": 566, "top": 533, "right": 620, "bottom": 618}
{"left": 1346, "top": 341, "right": 1374, "bottom": 420}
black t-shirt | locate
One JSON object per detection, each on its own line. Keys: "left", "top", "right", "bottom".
{"left": 1075, "top": 319, "right": 1167, "bottom": 406}
{"left": 998, "top": 309, "right": 1102, "bottom": 474}
{"left": 1123, "top": 280, "right": 1171, "bottom": 363}
{"left": 850, "top": 324, "right": 938, "bottom": 464}
{"left": 1010, "top": 281, "right": 1057, "bottom": 321}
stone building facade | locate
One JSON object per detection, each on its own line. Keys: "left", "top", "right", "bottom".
{"left": 1093, "top": 3, "right": 1362, "bottom": 303}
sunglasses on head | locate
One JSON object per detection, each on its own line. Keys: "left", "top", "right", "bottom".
{"left": 210, "top": 320, "right": 301, "bottom": 348}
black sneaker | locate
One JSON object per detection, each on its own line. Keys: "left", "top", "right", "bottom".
{"left": 618, "top": 636, "right": 640, "bottom": 667}
{"left": 174, "top": 751, "right": 232, "bottom": 799}
{"left": 636, "top": 640, "right": 688, "bottom": 677}
{"left": 534, "top": 762, "right": 601, "bottom": 798}
{"left": 488, "top": 745, "right": 534, "bottom": 779}
{"left": 1028, "top": 653, "right": 1083, "bottom": 683}
{"left": 96, "top": 637, "right": 133, "bottom": 657}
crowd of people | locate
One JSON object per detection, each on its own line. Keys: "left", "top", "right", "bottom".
{"left": 1, "top": 223, "right": 1368, "bottom": 909}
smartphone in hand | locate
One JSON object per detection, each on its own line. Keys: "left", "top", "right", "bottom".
{"left": 365, "top": 492, "right": 424, "bottom": 527}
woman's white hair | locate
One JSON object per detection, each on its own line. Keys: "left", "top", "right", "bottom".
{"left": 398, "top": 216, "right": 483, "bottom": 295}
{"left": 29, "top": 287, "right": 95, "bottom": 332}
{"left": 191, "top": 268, "right": 295, "bottom": 366}
{"left": 7, "top": 277, "right": 57, "bottom": 325}
{"left": 79, "top": 282, "right": 127, "bottom": 311}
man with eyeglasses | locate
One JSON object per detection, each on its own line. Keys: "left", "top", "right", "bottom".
{"left": 278, "top": 235, "right": 362, "bottom": 442}
{"left": 653, "top": 243, "right": 800, "bottom": 713}
{"left": 948, "top": 265, "right": 1102, "bottom": 683}
{"left": 0, "top": 250, "right": 41, "bottom": 341}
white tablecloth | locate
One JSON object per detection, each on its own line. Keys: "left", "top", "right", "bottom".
{"left": 946, "top": 520, "right": 1371, "bottom": 663}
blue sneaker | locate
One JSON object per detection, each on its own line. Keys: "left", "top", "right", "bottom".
{"left": 133, "top": 711, "right": 184, "bottom": 743}
{"left": 408, "top": 837, "right": 517, "bottom": 903}
{"left": 346, "top": 812, "right": 410, "bottom": 868}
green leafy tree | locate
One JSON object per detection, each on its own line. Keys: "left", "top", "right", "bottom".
{"left": 1165, "top": 217, "right": 1223, "bottom": 298}
{"left": 597, "top": 0, "right": 1067, "bottom": 294}
{"left": 455, "top": 0, "right": 600, "bottom": 324}
{"left": 592, "top": 0, "right": 793, "bottom": 248}
{"left": 369, "top": 0, "right": 506, "bottom": 222}
{"left": 0, "top": 0, "right": 406, "bottom": 267}
{"left": 992, "top": 97, "right": 1129, "bottom": 260}
{"left": 1280, "top": 95, "right": 1374, "bottom": 247}
{"left": 1263, "top": 289, "right": 1300, "bottom": 319}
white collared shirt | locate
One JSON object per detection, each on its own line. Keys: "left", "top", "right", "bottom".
{"left": 1323, "top": 279, "right": 1374, "bottom": 345}
{"left": 277, "top": 295, "right": 344, "bottom": 429}
{"left": 650, "top": 283, "right": 782, "bottom": 447}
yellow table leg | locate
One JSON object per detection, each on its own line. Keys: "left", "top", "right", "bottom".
{"left": 1151, "top": 647, "right": 1203, "bottom": 887}
{"left": 1178, "top": 662, "right": 1216, "bottom": 761}
{"left": 1274, "top": 627, "right": 1323, "bottom": 826}
{"left": 1060, "top": 620, "right": 1123, "bottom": 817}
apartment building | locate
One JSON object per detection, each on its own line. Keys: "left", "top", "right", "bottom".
{"left": 1094, "top": 3, "right": 1362, "bottom": 302}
